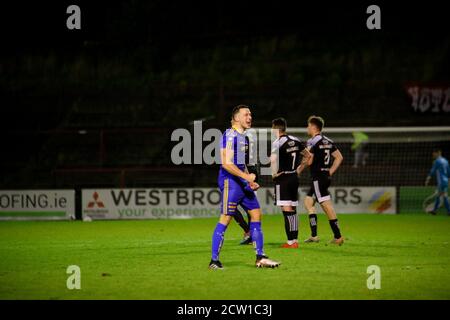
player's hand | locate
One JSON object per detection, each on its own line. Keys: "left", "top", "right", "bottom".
{"left": 246, "top": 173, "right": 256, "bottom": 183}
{"left": 329, "top": 169, "right": 335, "bottom": 177}
{"left": 272, "top": 172, "right": 283, "bottom": 180}
{"left": 249, "top": 182, "right": 260, "bottom": 191}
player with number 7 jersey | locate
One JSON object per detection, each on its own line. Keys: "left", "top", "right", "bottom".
{"left": 271, "top": 118, "right": 310, "bottom": 248}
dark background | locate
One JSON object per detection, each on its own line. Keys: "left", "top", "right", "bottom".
{"left": 0, "top": 0, "right": 449, "bottom": 189}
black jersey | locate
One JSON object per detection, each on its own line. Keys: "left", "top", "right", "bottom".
{"left": 271, "top": 134, "right": 305, "bottom": 174}
{"left": 307, "top": 134, "right": 338, "bottom": 178}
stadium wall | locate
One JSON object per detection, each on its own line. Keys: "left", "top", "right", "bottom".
{"left": 81, "top": 187, "right": 396, "bottom": 220}
{"left": 0, "top": 190, "right": 75, "bottom": 220}
{"left": 1, "top": 186, "right": 442, "bottom": 220}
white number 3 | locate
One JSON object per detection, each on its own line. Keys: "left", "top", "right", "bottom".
{"left": 324, "top": 149, "right": 331, "bottom": 165}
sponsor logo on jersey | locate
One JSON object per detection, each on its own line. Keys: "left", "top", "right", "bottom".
{"left": 286, "top": 146, "right": 299, "bottom": 152}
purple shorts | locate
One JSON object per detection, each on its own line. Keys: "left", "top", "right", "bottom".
{"left": 218, "top": 178, "right": 260, "bottom": 215}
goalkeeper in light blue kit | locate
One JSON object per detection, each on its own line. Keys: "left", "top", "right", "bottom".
{"left": 425, "top": 148, "right": 450, "bottom": 215}
{"left": 209, "top": 105, "right": 280, "bottom": 269}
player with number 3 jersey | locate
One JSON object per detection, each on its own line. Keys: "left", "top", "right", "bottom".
{"left": 297, "top": 116, "right": 345, "bottom": 245}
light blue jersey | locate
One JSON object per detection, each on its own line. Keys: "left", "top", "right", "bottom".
{"left": 429, "top": 156, "right": 449, "bottom": 192}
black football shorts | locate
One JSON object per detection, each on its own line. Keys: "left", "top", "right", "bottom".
{"left": 274, "top": 173, "right": 299, "bottom": 206}
{"left": 306, "top": 175, "right": 331, "bottom": 203}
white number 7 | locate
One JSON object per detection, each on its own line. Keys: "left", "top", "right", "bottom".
{"left": 291, "top": 152, "right": 296, "bottom": 170}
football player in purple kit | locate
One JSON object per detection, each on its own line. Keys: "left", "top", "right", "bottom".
{"left": 209, "top": 105, "right": 281, "bottom": 269}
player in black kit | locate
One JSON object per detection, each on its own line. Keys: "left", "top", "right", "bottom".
{"left": 271, "top": 118, "right": 311, "bottom": 248}
{"left": 298, "top": 116, "right": 344, "bottom": 245}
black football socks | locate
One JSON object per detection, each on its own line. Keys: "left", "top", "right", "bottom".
{"left": 329, "top": 219, "right": 342, "bottom": 239}
{"left": 283, "top": 210, "right": 298, "bottom": 241}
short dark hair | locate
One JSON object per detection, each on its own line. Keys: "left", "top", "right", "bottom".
{"left": 272, "top": 118, "right": 287, "bottom": 132}
{"left": 308, "top": 115, "right": 325, "bottom": 131}
{"left": 432, "top": 148, "right": 442, "bottom": 154}
{"left": 231, "top": 105, "right": 250, "bottom": 122}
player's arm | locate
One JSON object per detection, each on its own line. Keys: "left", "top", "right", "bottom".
{"left": 307, "top": 147, "right": 314, "bottom": 166}
{"left": 447, "top": 163, "right": 450, "bottom": 179}
{"left": 270, "top": 153, "right": 282, "bottom": 179}
{"left": 329, "top": 149, "right": 343, "bottom": 176}
{"left": 270, "top": 141, "right": 283, "bottom": 179}
{"left": 296, "top": 148, "right": 311, "bottom": 176}
{"left": 243, "top": 165, "right": 259, "bottom": 190}
{"left": 425, "top": 160, "right": 437, "bottom": 185}
{"left": 221, "top": 148, "right": 255, "bottom": 183}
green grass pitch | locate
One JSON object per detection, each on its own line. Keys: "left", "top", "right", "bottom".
{"left": 0, "top": 214, "right": 449, "bottom": 300}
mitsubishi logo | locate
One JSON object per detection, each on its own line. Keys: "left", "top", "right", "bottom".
{"left": 87, "top": 192, "right": 105, "bottom": 208}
